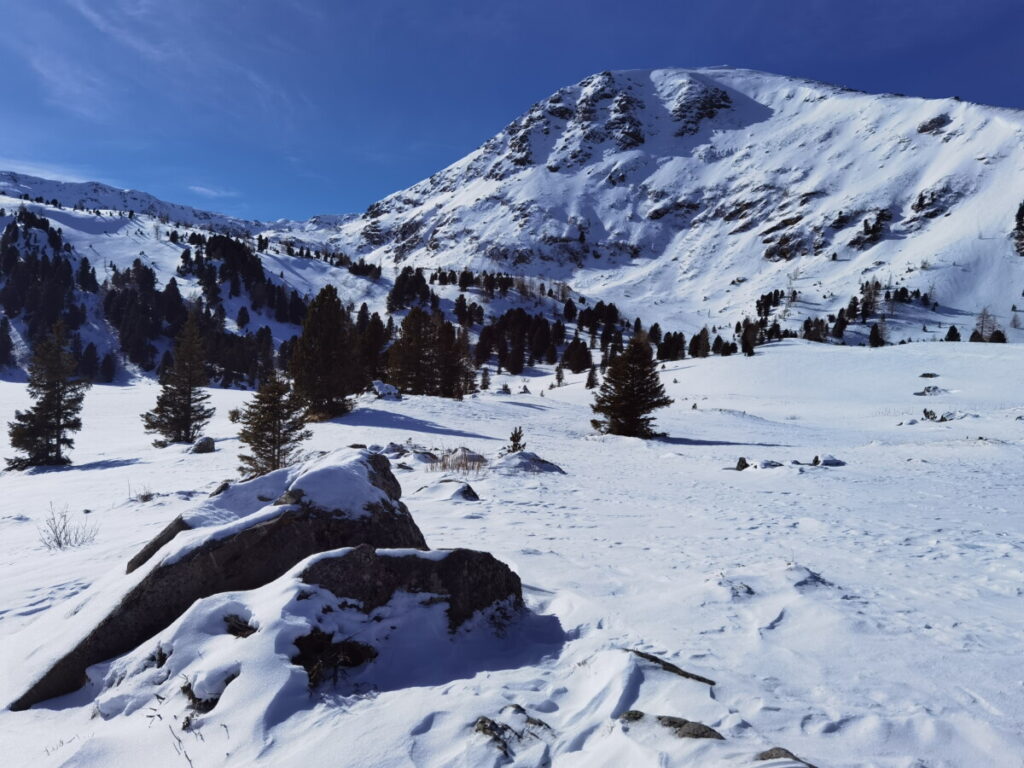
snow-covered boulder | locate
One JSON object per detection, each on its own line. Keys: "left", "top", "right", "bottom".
{"left": 814, "top": 454, "right": 846, "bottom": 467}
{"left": 10, "top": 449, "right": 426, "bottom": 711}
{"left": 371, "top": 379, "right": 401, "bottom": 400}
{"left": 492, "top": 451, "right": 565, "bottom": 475}
{"left": 91, "top": 545, "right": 523, "bottom": 734}
{"left": 412, "top": 479, "right": 480, "bottom": 501}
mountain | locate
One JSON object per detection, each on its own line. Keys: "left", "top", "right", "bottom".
{"left": 290, "top": 66, "right": 1024, "bottom": 337}
{"left": 3, "top": 66, "right": 1024, "bottom": 374}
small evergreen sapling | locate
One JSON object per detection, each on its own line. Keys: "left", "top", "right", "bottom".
{"left": 237, "top": 373, "right": 311, "bottom": 478}
{"left": 507, "top": 426, "right": 526, "bottom": 454}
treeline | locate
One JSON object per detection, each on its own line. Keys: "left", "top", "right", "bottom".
{"left": 0, "top": 211, "right": 310, "bottom": 386}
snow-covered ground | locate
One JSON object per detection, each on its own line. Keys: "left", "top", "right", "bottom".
{"left": 1, "top": 340, "right": 1022, "bottom": 767}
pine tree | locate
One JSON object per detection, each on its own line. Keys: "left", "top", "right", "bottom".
{"left": 78, "top": 342, "right": 99, "bottom": 380}
{"left": 944, "top": 325, "right": 961, "bottom": 342}
{"left": 7, "top": 322, "right": 90, "bottom": 469}
{"left": 237, "top": 373, "right": 311, "bottom": 478}
{"left": 591, "top": 336, "right": 673, "bottom": 438}
{"left": 868, "top": 322, "right": 886, "bottom": 347}
{"left": 479, "top": 366, "right": 491, "bottom": 390}
{"left": 141, "top": 312, "right": 214, "bottom": 444}
{"left": 585, "top": 366, "right": 598, "bottom": 389}
{"left": 290, "top": 285, "right": 358, "bottom": 418}
{"left": 0, "top": 316, "right": 14, "bottom": 367}
{"left": 99, "top": 352, "right": 117, "bottom": 382}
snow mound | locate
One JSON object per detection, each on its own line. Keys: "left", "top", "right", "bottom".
{"left": 492, "top": 451, "right": 566, "bottom": 475}
{"left": 412, "top": 479, "right": 480, "bottom": 502}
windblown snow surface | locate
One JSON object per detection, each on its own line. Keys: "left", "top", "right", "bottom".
{"left": 1, "top": 340, "right": 1022, "bottom": 767}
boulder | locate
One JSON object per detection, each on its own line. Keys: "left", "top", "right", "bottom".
{"left": 190, "top": 436, "right": 215, "bottom": 454}
{"left": 816, "top": 454, "right": 846, "bottom": 467}
{"left": 371, "top": 380, "right": 401, "bottom": 400}
{"left": 10, "top": 450, "right": 427, "bottom": 711}
{"left": 301, "top": 544, "right": 522, "bottom": 632}
{"left": 756, "top": 746, "right": 818, "bottom": 767}
{"left": 125, "top": 515, "right": 190, "bottom": 574}
{"left": 655, "top": 715, "right": 724, "bottom": 739}
{"left": 736, "top": 456, "right": 749, "bottom": 471}
{"left": 412, "top": 479, "right": 480, "bottom": 502}
{"left": 491, "top": 451, "right": 565, "bottom": 475}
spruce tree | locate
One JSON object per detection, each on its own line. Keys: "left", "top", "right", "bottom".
{"left": 585, "top": 366, "right": 599, "bottom": 389}
{"left": 237, "top": 373, "right": 310, "bottom": 478}
{"left": 944, "top": 325, "right": 961, "bottom": 342}
{"left": 868, "top": 322, "right": 886, "bottom": 347}
{"left": 591, "top": 335, "right": 673, "bottom": 438}
{"left": 0, "top": 316, "right": 14, "bottom": 367}
{"left": 290, "top": 285, "right": 357, "bottom": 418}
{"left": 7, "top": 322, "right": 90, "bottom": 469}
{"left": 141, "top": 312, "right": 214, "bottom": 444}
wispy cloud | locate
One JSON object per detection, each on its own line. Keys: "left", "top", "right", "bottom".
{"left": 24, "top": 49, "right": 115, "bottom": 121}
{"left": 188, "top": 185, "right": 238, "bottom": 199}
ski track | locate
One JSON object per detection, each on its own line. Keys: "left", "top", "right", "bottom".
{"left": 0, "top": 340, "right": 1022, "bottom": 767}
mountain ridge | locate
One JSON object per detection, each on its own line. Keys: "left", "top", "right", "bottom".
{"left": 4, "top": 66, "right": 1024, "bottom": 342}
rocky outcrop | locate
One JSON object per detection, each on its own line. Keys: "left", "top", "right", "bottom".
{"left": 10, "top": 451, "right": 427, "bottom": 711}
{"left": 302, "top": 544, "right": 522, "bottom": 632}
{"left": 125, "top": 515, "right": 190, "bottom": 574}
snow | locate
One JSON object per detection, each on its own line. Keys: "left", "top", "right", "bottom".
{"left": 1, "top": 340, "right": 1022, "bottom": 766}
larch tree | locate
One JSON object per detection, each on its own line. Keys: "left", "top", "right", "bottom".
{"left": 237, "top": 372, "right": 310, "bottom": 478}
{"left": 591, "top": 335, "right": 673, "bottom": 438}
{"left": 7, "top": 322, "right": 90, "bottom": 469}
{"left": 141, "top": 311, "right": 214, "bottom": 444}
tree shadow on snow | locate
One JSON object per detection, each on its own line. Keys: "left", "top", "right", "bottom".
{"left": 500, "top": 401, "right": 552, "bottom": 411}
{"left": 656, "top": 436, "right": 790, "bottom": 448}
{"left": 27, "top": 458, "right": 143, "bottom": 473}
{"left": 339, "top": 407, "right": 499, "bottom": 441}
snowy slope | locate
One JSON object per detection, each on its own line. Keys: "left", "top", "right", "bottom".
{"left": 292, "top": 67, "right": 1024, "bottom": 339}
{"left": 1, "top": 341, "right": 1023, "bottom": 767}
{"left": 5, "top": 68, "right": 1024, "bottom": 344}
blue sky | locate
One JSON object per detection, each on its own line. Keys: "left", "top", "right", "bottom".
{"left": 1, "top": 0, "right": 1021, "bottom": 221}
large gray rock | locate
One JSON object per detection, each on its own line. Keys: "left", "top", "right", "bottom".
{"left": 190, "top": 436, "right": 215, "bottom": 454}
{"left": 302, "top": 544, "right": 522, "bottom": 632}
{"left": 10, "top": 451, "right": 426, "bottom": 711}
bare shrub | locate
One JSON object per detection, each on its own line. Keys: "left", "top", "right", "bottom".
{"left": 427, "top": 447, "right": 487, "bottom": 477}
{"left": 38, "top": 504, "right": 98, "bottom": 550}
{"left": 128, "top": 481, "right": 155, "bottom": 503}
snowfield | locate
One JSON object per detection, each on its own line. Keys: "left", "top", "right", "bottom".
{"left": 1, "top": 340, "right": 1022, "bottom": 767}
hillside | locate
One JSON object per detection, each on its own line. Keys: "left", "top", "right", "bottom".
{"left": 3, "top": 67, "right": 1023, "bottom": 379}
